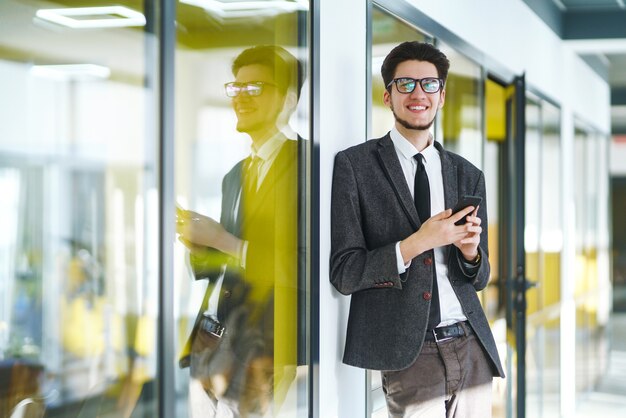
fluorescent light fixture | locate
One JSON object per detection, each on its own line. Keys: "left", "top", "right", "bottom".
{"left": 181, "top": 0, "right": 308, "bottom": 18}
{"left": 30, "top": 64, "right": 111, "bottom": 80}
{"left": 36, "top": 6, "right": 146, "bottom": 29}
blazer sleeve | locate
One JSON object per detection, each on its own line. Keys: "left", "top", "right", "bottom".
{"left": 329, "top": 151, "right": 403, "bottom": 295}
{"left": 451, "top": 171, "right": 491, "bottom": 291}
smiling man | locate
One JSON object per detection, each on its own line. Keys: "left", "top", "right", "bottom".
{"left": 176, "top": 45, "right": 303, "bottom": 417}
{"left": 330, "top": 41, "right": 504, "bottom": 418}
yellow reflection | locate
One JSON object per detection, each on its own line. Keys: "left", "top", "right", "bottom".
{"left": 176, "top": 45, "right": 302, "bottom": 416}
{"left": 485, "top": 79, "right": 506, "bottom": 142}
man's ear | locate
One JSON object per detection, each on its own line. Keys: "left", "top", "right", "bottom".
{"left": 383, "top": 89, "right": 391, "bottom": 107}
{"left": 438, "top": 89, "right": 446, "bottom": 108}
{"left": 277, "top": 89, "right": 299, "bottom": 128}
{"left": 283, "top": 90, "right": 298, "bottom": 112}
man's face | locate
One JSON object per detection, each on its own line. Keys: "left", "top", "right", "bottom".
{"left": 232, "top": 64, "right": 285, "bottom": 136}
{"left": 383, "top": 60, "right": 445, "bottom": 132}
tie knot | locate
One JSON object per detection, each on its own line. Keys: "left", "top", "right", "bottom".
{"left": 245, "top": 156, "right": 263, "bottom": 193}
{"left": 249, "top": 155, "right": 262, "bottom": 166}
{"left": 414, "top": 153, "right": 426, "bottom": 169}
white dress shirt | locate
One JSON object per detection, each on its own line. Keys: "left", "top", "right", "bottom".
{"left": 205, "top": 132, "right": 287, "bottom": 318}
{"left": 390, "top": 127, "right": 467, "bottom": 327}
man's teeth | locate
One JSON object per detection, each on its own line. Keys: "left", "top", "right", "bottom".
{"left": 409, "top": 105, "right": 426, "bottom": 110}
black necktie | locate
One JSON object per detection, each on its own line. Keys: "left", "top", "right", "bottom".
{"left": 413, "top": 153, "right": 440, "bottom": 330}
{"left": 413, "top": 154, "right": 430, "bottom": 223}
{"left": 237, "top": 156, "right": 262, "bottom": 232}
{"left": 244, "top": 156, "right": 262, "bottom": 196}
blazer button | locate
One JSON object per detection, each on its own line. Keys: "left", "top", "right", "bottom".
{"left": 424, "top": 257, "right": 433, "bottom": 266}
{"left": 423, "top": 292, "right": 432, "bottom": 300}
{"left": 223, "top": 290, "right": 232, "bottom": 298}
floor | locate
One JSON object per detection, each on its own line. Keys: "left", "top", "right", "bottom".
{"left": 575, "top": 313, "right": 626, "bottom": 417}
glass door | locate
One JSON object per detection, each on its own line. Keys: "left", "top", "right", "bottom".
{"left": 505, "top": 74, "right": 532, "bottom": 418}
{"left": 484, "top": 74, "right": 529, "bottom": 418}
{"left": 172, "top": 1, "right": 312, "bottom": 417}
{"left": 0, "top": 1, "right": 159, "bottom": 417}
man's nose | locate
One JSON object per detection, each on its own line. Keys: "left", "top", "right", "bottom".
{"left": 234, "top": 92, "right": 252, "bottom": 102}
{"left": 409, "top": 84, "right": 427, "bottom": 98}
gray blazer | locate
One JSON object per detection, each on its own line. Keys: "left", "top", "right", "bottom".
{"left": 330, "top": 134, "right": 504, "bottom": 377}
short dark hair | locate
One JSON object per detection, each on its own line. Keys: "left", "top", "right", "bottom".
{"left": 232, "top": 45, "right": 305, "bottom": 98}
{"left": 381, "top": 41, "right": 450, "bottom": 91}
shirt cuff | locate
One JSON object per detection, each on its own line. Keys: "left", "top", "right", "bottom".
{"left": 395, "top": 241, "right": 411, "bottom": 274}
{"left": 239, "top": 240, "right": 249, "bottom": 268}
{"left": 457, "top": 249, "right": 480, "bottom": 276}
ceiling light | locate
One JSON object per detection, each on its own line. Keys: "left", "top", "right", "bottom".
{"left": 30, "top": 64, "right": 111, "bottom": 80}
{"left": 36, "top": 6, "right": 146, "bottom": 29}
{"left": 181, "top": 0, "right": 308, "bottom": 18}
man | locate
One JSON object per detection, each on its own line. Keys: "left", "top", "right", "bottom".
{"left": 176, "top": 45, "right": 304, "bottom": 417}
{"left": 330, "top": 41, "right": 504, "bottom": 418}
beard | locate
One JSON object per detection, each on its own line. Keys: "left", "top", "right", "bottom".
{"left": 390, "top": 103, "right": 436, "bottom": 131}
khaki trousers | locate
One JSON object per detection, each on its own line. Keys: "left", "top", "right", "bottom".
{"left": 381, "top": 333, "right": 493, "bottom": 418}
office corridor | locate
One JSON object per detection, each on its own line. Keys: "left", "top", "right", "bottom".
{"left": 577, "top": 313, "right": 626, "bottom": 417}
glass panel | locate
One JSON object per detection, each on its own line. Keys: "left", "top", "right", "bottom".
{"left": 483, "top": 78, "right": 509, "bottom": 418}
{"left": 172, "top": 2, "right": 310, "bottom": 417}
{"left": 438, "top": 43, "right": 483, "bottom": 168}
{"left": 524, "top": 97, "right": 542, "bottom": 418}
{"left": 369, "top": 7, "right": 430, "bottom": 417}
{"left": 371, "top": 6, "right": 431, "bottom": 139}
{"left": 573, "top": 120, "right": 607, "bottom": 407}
{"left": 0, "top": 1, "right": 158, "bottom": 417}
{"left": 538, "top": 101, "right": 562, "bottom": 417}
{"left": 525, "top": 97, "right": 563, "bottom": 418}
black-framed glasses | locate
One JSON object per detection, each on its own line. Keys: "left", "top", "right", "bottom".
{"left": 224, "top": 81, "right": 274, "bottom": 97}
{"left": 386, "top": 77, "right": 444, "bottom": 94}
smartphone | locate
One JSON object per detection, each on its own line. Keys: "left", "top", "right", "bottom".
{"left": 451, "top": 195, "right": 482, "bottom": 225}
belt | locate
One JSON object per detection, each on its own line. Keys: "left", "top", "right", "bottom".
{"left": 178, "top": 315, "right": 225, "bottom": 369}
{"left": 198, "top": 314, "right": 225, "bottom": 338}
{"left": 424, "top": 321, "right": 473, "bottom": 343}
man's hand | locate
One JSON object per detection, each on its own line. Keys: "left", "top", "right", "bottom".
{"left": 399, "top": 206, "right": 477, "bottom": 263}
{"left": 176, "top": 208, "right": 241, "bottom": 258}
{"left": 453, "top": 206, "right": 482, "bottom": 262}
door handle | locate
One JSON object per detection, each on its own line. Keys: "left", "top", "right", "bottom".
{"left": 524, "top": 279, "right": 538, "bottom": 291}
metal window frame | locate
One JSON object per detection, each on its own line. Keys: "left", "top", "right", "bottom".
{"left": 157, "top": 0, "right": 176, "bottom": 416}
{"left": 310, "top": 1, "right": 321, "bottom": 417}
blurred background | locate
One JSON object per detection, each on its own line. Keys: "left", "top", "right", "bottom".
{"left": 1, "top": 0, "right": 626, "bottom": 417}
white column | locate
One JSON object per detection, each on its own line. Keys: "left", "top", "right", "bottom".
{"left": 318, "top": 0, "right": 368, "bottom": 416}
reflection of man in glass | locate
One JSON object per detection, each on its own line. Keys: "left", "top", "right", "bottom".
{"left": 176, "top": 45, "right": 303, "bottom": 417}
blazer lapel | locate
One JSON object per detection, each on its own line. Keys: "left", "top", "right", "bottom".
{"left": 224, "top": 161, "right": 244, "bottom": 235}
{"left": 376, "top": 134, "right": 420, "bottom": 230}
{"left": 436, "top": 141, "right": 458, "bottom": 210}
{"left": 240, "top": 140, "right": 296, "bottom": 228}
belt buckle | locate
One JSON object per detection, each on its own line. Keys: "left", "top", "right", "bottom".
{"left": 201, "top": 315, "right": 225, "bottom": 339}
{"left": 432, "top": 328, "right": 453, "bottom": 343}
{"left": 210, "top": 323, "right": 225, "bottom": 338}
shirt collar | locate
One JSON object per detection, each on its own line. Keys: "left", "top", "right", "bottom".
{"left": 389, "top": 127, "right": 436, "bottom": 164}
{"left": 251, "top": 131, "right": 287, "bottom": 162}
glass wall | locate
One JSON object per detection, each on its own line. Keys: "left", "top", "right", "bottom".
{"left": 438, "top": 43, "right": 483, "bottom": 168}
{"left": 0, "top": 1, "right": 312, "bottom": 417}
{"left": 370, "top": 6, "right": 431, "bottom": 139}
{"left": 369, "top": 6, "right": 487, "bottom": 417}
{"left": 525, "top": 96, "right": 562, "bottom": 418}
{"left": 573, "top": 121, "right": 610, "bottom": 405}
{"left": 369, "top": 7, "right": 429, "bottom": 416}
{"left": 483, "top": 78, "right": 510, "bottom": 418}
{"left": 0, "top": 1, "right": 159, "bottom": 417}
{"left": 172, "top": 1, "right": 311, "bottom": 417}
